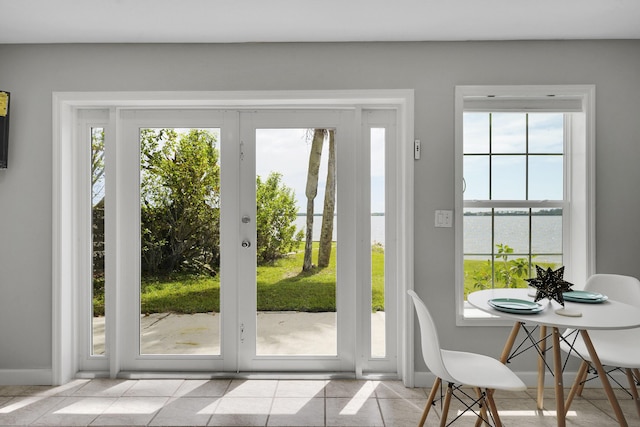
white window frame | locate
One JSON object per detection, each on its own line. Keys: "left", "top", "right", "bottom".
{"left": 454, "top": 85, "right": 596, "bottom": 326}
{"left": 52, "top": 90, "right": 415, "bottom": 385}
{"left": 76, "top": 109, "right": 110, "bottom": 372}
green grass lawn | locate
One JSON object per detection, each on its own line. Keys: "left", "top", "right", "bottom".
{"left": 463, "top": 259, "right": 559, "bottom": 298}
{"left": 94, "top": 242, "right": 385, "bottom": 315}
{"left": 93, "top": 248, "right": 555, "bottom": 314}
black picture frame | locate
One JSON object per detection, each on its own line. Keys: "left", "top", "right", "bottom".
{"left": 0, "top": 91, "right": 10, "bottom": 169}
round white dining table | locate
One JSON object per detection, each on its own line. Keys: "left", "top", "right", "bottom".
{"left": 468, "top": 288, "right": 640, "bottom": 427}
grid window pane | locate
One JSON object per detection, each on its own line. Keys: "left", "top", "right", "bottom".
{"left": 532, "top": 208, "right": 563, "bottom": 254}
{"left": 492, "top": 155, "right": 526, "bottom": 200}
{"left": 529, "top": 155, "right": 563, "bottom": 200}
{"left": 464, "top": 254, "right": 492, "bottom": 297}
{"left": 463, "top": 113, "right": 490, "bottom": 153}
{"left": 492, "top": 113, "right": 526, "bottom": 153}
{"left": 493, "top": 254, "right": 531, "bottom": 288}
{"left": 529, "top": 113, "right": 564, "bottom": 153}
{"left": 463, "top": 209, "right": 492, "bottom": 254}
{"left": 463, "top": 156, "right": 489, "bottom": 200}
{"left": 493, "top": 209, "right": 529, "bottom": 254}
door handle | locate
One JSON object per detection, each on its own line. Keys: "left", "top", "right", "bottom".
{"left": 241, "top": 240, "right": 251, "bottom": 248}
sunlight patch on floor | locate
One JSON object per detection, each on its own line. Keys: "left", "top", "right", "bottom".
{"left": 339, "top": 381, "right": 378, "bottom": 415}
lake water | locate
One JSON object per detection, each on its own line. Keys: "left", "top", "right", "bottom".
{"left": 464, "top": 215, "right": 562, "bottom": 255}
{"left": 296, "top": 215, "right": 562, "bottom": 259}
{"left": 295, "top": 216, "right": 385, "bottom": 244}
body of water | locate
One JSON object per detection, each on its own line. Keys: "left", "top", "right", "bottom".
{"left": 295, "top": 215, "right": 385, "bottom": 244}
{"left": 295, "top": 215, "right": 562, "bottom": 257}
{"left": 464, "top": 215, "right": 562, "bottom": 260}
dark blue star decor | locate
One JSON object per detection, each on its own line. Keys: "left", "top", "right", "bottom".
{"left": 526, "top": 265, "right": 574, "bottom": 307}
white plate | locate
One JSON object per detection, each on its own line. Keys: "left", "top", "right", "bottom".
{"left": 488, "top": 298, "right": 544, "bottom": 314}
{"left": 563, "top": 291, "right": 608, "bottom": 304}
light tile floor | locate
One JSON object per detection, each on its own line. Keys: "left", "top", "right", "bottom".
{"left": 0, "top": 379, "right": 637, "bottom": 426}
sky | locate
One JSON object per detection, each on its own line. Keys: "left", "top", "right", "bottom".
{"left": 256, "top": 128, "right": 386, "bottom": 214}
{"left": 92, "top": 127, "right": 387, "bottom": 214}
{"left": 94, "top": 114, "right": 560, "bottom": 211}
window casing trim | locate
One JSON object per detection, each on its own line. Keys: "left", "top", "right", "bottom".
{"left": 454, "top": 85, "right": 595, "bottom": 326}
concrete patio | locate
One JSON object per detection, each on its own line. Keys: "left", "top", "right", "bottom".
{"left": 92, "top": 312, "right": 386, "bottom": 356}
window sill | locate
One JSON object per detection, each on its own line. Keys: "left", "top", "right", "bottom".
{"left": 456, "top": 301, "right": 515, "bottom": 327}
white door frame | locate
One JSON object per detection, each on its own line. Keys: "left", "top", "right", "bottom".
{"left": 52, "top": 90, "right": 415, "bottom": 385}
{"left": 118, "top": 109, "right": 231, "bottom": 372}
{"left": 238, "top": 109, "right": 356, "bottom": 372}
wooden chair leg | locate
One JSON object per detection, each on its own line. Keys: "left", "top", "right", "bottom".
{"left": 419, "top": 377, "right": 441, "bottom": 427}
{"left": 484, "top": 388, "right": 503, "bottom": 427}
{"left": 576, "top": 362, "right": 589, "bottom": 397}
{"left": 537, "top": 325, "right": 547, "bottom": 410}
{"left": 439, "top": 383, "right": 453, "bottom": 427}
{"left": 552, "top": 327, "right": 567, "bottom": 427}
{"left": 580, "top": 330, "right": 628, "bottom": 427}
{"left": 565, "top": 360, "right": 589, "bottom": 414}
{"left": 624, "top": 368, "right": 640, "bottom": 418}
{"left": 474, "top": 387, "right": 488, "bottom": 427}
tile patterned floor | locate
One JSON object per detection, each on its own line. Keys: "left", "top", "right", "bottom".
{"left": 0, "top": 379, "right": 637, "bottom": 426}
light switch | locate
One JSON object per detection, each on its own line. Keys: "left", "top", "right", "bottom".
{"left": 435, "top": 210, "right": 453, "bottom": 228}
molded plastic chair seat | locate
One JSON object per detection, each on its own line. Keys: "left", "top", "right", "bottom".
{"left": 408, "top": 289, "right": 526, "bottom": 427}
{"left": 559, "top": 274, "right": 640, "bottom": 417}
{"left": 441, "top": 349, "right": 529, "bottom": 391}
{"left": 563, "top": 328, "right": 640, "bottom": 368}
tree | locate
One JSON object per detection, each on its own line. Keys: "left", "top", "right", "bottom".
{"left": 140, "top": 128, "right": 221, "bottom": 276}
{"left": 91, "top": 128, "right": 106, "bottom": 299}
{"left": 256, "top": 172, "right": 302, "bottom": 264}
{"left": 470, "top": 243, "right": 530, "bottom": 290}
{"left": 91, "top": 128, "right": 105, "bottom": 206}
{"left": 139, "top": 128, "right": 301, "bottom": 276}
{"left": 318, "top": 130, "right": 335, "bottom": 268}
{"left": 303, "top": 129, "right": 325, "bottom": 271}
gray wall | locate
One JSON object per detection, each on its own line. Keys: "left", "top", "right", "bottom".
{"left": 1, "top": 41, "right": 639, "bottom": 378}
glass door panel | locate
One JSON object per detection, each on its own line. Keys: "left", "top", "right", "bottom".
{"left": 138, "top": 127, "right": 222, "bottom": 356}
{"left": 255, "top": 128, "right": 337, "bottom": 356}
{"left": 91, "top": 126, "right": 106, "bottom": 356}
{"left": 78, "top": 108, "right": 110, "bottom": 373}
{"left": 119, "top": 109, "right": 231, "bottom": 372}
{"left": 370, "top": 127, "right": 386, "bottom": 359}
{"left": 237, "top": 110, "right": 355, "bottom": 372}
{"left": 360, "top": 110, "right": 397, "bottom": 374}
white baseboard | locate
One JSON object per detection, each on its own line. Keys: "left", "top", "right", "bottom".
{"left": 413, "top": 370, "right": 630, "bottom": 389}
{"left": 0, "top": 369, "right": 53, "bottom": 386}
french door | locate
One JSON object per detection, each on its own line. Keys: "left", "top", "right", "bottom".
{"left": 236, "top": 110, "right": 356, "bottom": 371}
{"left": 81, "top": 107, "right": 397, "bottom": 375}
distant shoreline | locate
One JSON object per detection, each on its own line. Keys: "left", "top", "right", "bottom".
{"left": 464, "top": 208, "right": 562, "bottom": 216}
{"left": 296, "top": 213, "right": 385, "bottom": 216}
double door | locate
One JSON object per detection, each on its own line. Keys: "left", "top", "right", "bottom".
{"left": 93, "top": 108, "right": 396, "bottom": 374}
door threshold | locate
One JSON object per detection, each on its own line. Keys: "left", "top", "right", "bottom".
{"left": 77, "top": 371, "right": 398, "bottom": 381}
{"left": 116, "top": 371, "right": 357, "bottom": 380}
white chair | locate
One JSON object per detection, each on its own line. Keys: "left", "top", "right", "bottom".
{"left": 560, "top": 274, "right": 640, "bottom": 417}
{"left": 408, "top": 290, "right": 526, "bottom": 427}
